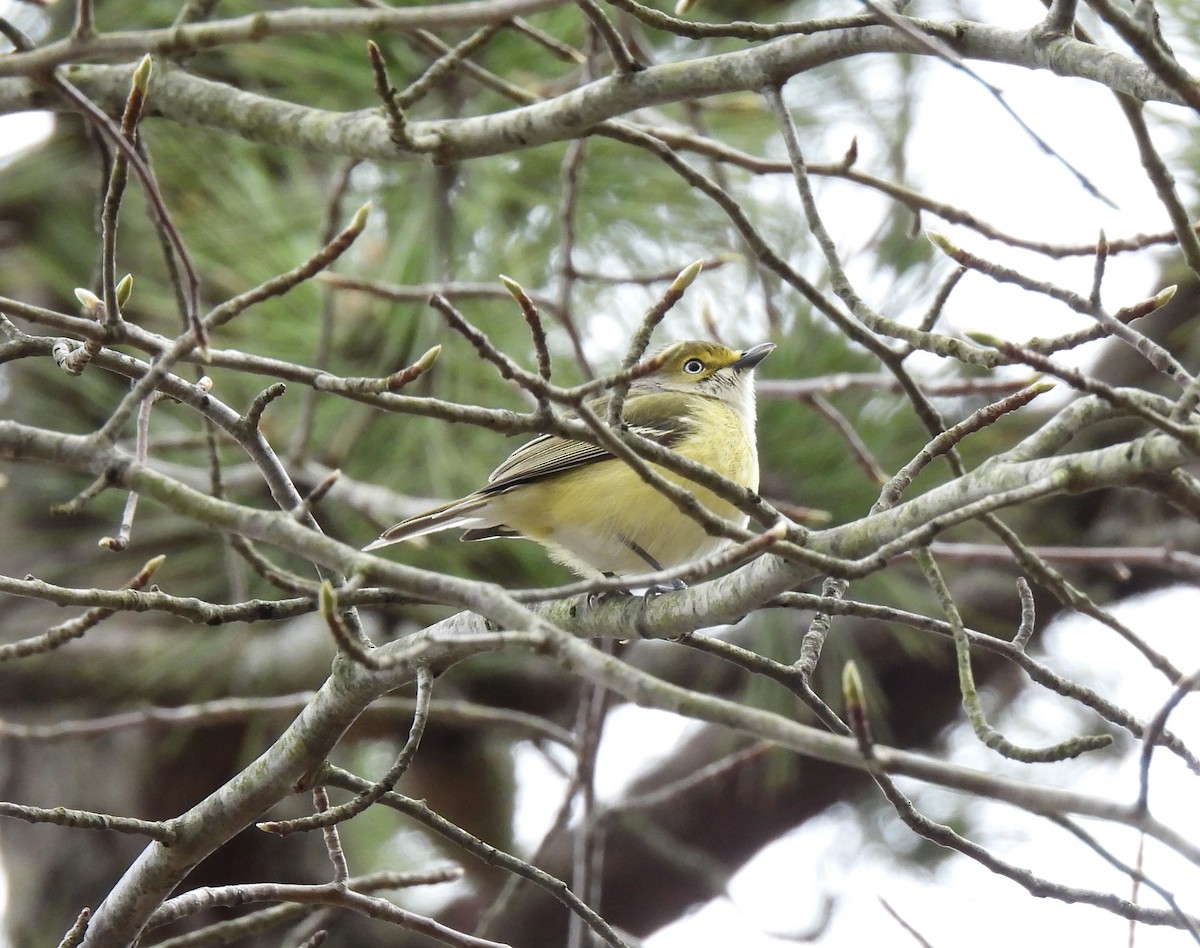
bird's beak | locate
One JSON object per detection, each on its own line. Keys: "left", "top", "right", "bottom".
{"left": 730, "top": 342, "right": 775, "bottom": 370}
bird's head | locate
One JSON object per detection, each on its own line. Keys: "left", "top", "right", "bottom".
{"left": 639, "top": 339, "right": 775, "bottom": 398}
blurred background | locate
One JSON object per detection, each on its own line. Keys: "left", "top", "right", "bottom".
{"left": 1, "top": 0, "right": 1199, "bottom": 944}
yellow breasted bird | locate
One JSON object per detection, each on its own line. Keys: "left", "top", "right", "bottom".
{"left": 365, "top": 340, "right": 774, "bottom": 578}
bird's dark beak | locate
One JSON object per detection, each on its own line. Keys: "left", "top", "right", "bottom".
{"left": 731, "top": 342, "right": 775, "bottom": 370}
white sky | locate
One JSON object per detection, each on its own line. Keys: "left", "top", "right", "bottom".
{"left": 0, "top": 113, "right": 53, "bottom": 165}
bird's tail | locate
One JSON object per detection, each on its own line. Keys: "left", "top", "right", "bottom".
{"left": 363, "top": 494, "right": 491, "bottom": 551}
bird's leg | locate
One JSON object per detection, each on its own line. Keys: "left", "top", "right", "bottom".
{"left": 582, "top": 542, "right": 685, "bottom": 610}
{"left": 623, "top": 539, "right": 686, "bottom": 598}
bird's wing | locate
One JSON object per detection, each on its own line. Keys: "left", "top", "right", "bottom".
{"left": 481, "top": 392, "right": 693, "bottom": 494}
{"left": 364, "top": 493, "right": 492, "bottom": 548}
{"left": 366, "top": 393, "right": 698, "bottom": 549}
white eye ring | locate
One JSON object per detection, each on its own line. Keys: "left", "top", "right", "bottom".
{"left": 683, "top": 358, "right": 705, "bottom": 374}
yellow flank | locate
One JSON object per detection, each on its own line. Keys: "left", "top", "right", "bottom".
{"left": 485, "top": 396, "right": 756, "bottom": 576}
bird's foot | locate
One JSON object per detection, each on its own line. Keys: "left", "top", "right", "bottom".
{"left": 642, "top": 577, "right": 687, "bottom": 599}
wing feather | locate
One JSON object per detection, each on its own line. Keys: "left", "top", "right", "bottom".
{"left": 480, "top": 392, "right": 694, "bottom": 494}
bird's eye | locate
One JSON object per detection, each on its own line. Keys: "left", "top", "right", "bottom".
{"left": 683, "top": 358, "right": 705, "bottom": 374}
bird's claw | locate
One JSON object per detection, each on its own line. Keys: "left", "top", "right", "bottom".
{"left": 642, "top": 577, "right": 687, "bottom": 599}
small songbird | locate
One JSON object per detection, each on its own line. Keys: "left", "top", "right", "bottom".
{"left": 365, "top": 340, "right": 774, "bottom": 578}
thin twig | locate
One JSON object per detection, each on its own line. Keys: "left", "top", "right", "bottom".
{"left": 49, "top": 70, "right": 204, "bottom": 351}
{"left": 259, "top": 666, "right": 434, "bottom": 834}
{"left": 501, "top": 275, "right": 552, "bottom": 382}
{"left": 604, "top": 0, "right": 871, "bottom": 40}
{"left": 99, "top": 394, "right": 155, "bottom": 552}
{"left": 0, "top": 555, "right": 165, "bottom": 663}
{"left": 312, "top": 786, "right": 349, "bottom": 883}
{"left": 875, "top": 383, "right": 1053, "bottom": 513}
{"left": 575, "top": 0, "right": 642, "bottom": 73}
{"left": 1137, "top": 665, "right": 1200, "bottom": 813}
{"left": 95, "top": 204, "right": 370, "bottom": 444}
{"left": 928, "top": 232, "right": 1190, "bottom": 387}
{"left": 608, "top": 260, "right": 703, "bottom": 425}
{"left": 555, "top": 137, "right": 595, "bottom": 376}
{"left": 98, "top": 56, "right": 151, "bottom": 332}
{"left": 146, "top": 878, "right": 499, "bottom": 947}
{"left": 0, "top": 800, "right": 176, "bottom": 843}
{"left": 71, "top": 0, "right": 94, "bottom": 40}
{"left": 289, "top": 158, "right": 361, "bottom": 464}
{"left": 396, "top": 23, "right": 503, "bottom": 109}
{"left": 55, "top": 908, "right": 91, "bottom": 948}
{"left": 322, "top": 765, "right": 632, "bottom": 948}
{"left": 915, "top": 548, "right": 1111, "bottom": 762}
{"left": 1046, "top": 814, "right": 1200, "bottom": 943}
{"left": 567, "top": 648, "right": 612, "bottom": 948}
{"left": 144, "top": 871, "right": 459, "bottom": 948}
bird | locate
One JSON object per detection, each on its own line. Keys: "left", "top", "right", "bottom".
{"left": 365, "top": 340, "right": 774, "bottom": 579}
